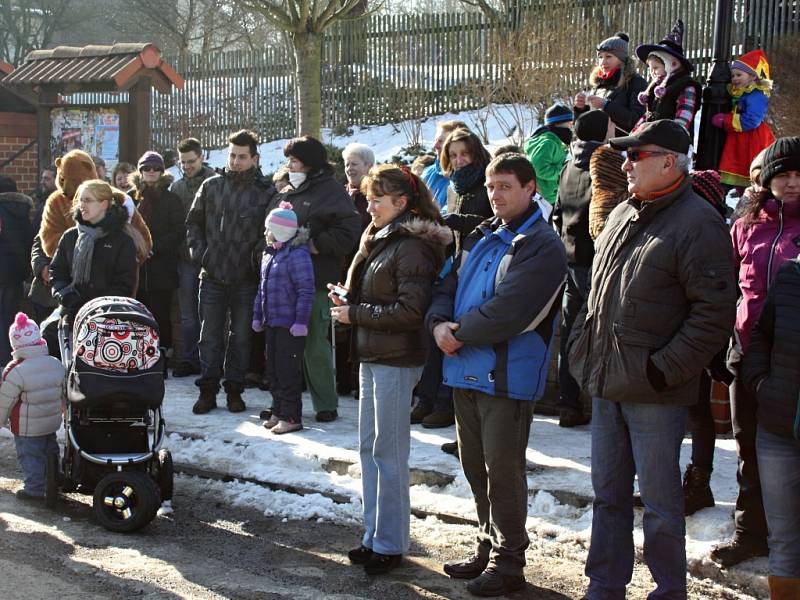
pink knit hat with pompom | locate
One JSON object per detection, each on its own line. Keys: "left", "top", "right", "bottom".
{"left": 9, "top": 312, "right": 43, "bottom": 351}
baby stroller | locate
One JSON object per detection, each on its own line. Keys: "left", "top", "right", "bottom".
{"left": 45, "top": 296, "right": 173, "bottom": 532}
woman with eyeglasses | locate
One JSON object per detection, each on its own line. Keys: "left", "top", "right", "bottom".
{"left": 129, "top": 152, "right": 185, "bottom": 375}
{"left": 50, "top": 180, "right": 138, "bottom": 325}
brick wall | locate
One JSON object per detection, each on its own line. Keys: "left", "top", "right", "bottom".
{"left": 0, "top": 112, "right": 38, "bottom": 195}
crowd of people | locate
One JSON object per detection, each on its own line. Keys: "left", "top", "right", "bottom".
{"left": 0, "top": 18, "right": 798, "bottom": 600}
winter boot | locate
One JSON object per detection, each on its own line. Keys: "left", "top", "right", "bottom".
{"left": 768, "top": 575, "right": 800, "bottom": 600}
{"left": 422, "top": 410, "right": 455, "bottom": 428}
{"left": 192, "top": 383, "right": 218, "bottom": 414}
{"left": 683, "top": 463, "right": 715, "bottom": 516}
{"left": 224, "top": 381, "right": 246, "bottom": 413}
{"left": 709, "top": 537, "right": 769, "bottom": 567}
{"left": 410, "top": 403, "right": 433, "bottom": 424}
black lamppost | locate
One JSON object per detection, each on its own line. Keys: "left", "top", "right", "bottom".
{"left": 695, "top": 0, "right": 734, "bottom": 169}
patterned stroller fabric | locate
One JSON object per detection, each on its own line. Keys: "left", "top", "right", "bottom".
{"left": 68, "top": 296, "right": 164, "bottom": 407}
{"left": 74, "top": 317, "right": 160, "bottom": 373}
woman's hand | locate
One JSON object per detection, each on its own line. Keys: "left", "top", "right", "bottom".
{"left": 588, "top": 94, "right": 605, "bottom": 110}
{"left": 574, "top": 92, "right": 587, "bottom": 109}
{"left": 330, "top": 305, "right": 351, "bottom": 324}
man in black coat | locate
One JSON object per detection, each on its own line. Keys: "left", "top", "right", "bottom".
{"left": 0, "top": 176, "right": 34, "bottom": 366}
{"left": 186, "top": 130, "right": 277, "bottom": 414}
{"left": 552, "top": 109, "right": 613, "bottom": 427}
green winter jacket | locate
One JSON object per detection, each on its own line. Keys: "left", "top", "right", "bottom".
{"left": 524, "top": 129, "right": 568, "bottom": 205}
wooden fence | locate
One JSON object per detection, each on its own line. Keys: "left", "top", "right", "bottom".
{"left": 71, "top": 0, "right": 800, "bottom": 151}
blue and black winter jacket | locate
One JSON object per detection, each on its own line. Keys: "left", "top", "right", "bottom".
{"left": 426, "top": 204, "right": 567, "bottom": 401}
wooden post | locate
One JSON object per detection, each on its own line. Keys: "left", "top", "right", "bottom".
{"left": 128, "top": 80, "right": 152, "bottom": 160}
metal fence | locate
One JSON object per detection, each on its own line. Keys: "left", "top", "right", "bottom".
{"left": 69, "top": 0, "right": 800, "bottom": 150}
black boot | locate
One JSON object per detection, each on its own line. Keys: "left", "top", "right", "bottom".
{"left": 683, "top": 463, "right": 714, "bottom": 516}
{"left": 224, "top": 381, "right": 246, "bottom": 413}
{"left": 193, "top": 383, "right": 218, "bottom": 414}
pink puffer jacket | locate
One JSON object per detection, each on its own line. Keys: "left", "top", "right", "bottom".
{"left": 731, "top": 198, "right": 800, "bottom": 353}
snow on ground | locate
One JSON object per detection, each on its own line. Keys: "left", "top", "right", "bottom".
{"left": 167, "top": 103, "right": 535, "bottom": 180}
{"left": 159, "top": 374, "right": 768, "bottom": 592}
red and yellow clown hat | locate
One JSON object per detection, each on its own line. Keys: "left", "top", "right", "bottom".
{"left": 732, "top": 49, "right": 770, "bottom": 80}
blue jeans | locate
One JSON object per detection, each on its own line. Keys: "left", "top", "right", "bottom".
{"left": 558, "top": 264, "right": 590, "bottom": 412}
{"left": 586, "top": 398, "right": 688, "bottom": 600}
{"left": 358, "top": 362, "right": 423, "bottom": 555}
{"left": 15, "top": 434, "right": 59, "bottom": 496}
{"left": 757, "top": 426, "right": 800, "bottom": 578}
{"left": 198, "top": 278, "right": 257, "bottom": 388}
{"left": 177, "top": 259, "right": 201, "bottom": 368}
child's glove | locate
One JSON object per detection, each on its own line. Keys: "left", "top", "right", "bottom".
{"left": 289, "top": 323, "right": 308, "bottom": 337}
{"left": 637, "top": 91, "right": 649, "bottom": 106}
{"left": 251, "top": 319, "right": 264, "bottom": 333}
{"left": 711, "top": 113, "right": 726, "bottom": 128}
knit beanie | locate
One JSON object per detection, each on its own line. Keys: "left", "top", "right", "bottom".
{"left": 9, "top": 312, "right": 43, "bottom": 351}
{"left": 597, "top": 32, "right": 630, "bottom": 62}
{"left": 691, "top": 170, "right": 726, "bottom": 216}
{"left": 760, "top": 137, "right": 800, "bottom": 188}
{"left": 137, "top": 151, "right": 165, "bottom": 171}
{"left": 544, "top": 104, "right": 574, "bottom": 127}
{"left": 0, "top": 175, "right": 16, "bottom": 193}
{"left": 265, "top": 201, "right": 299, "bottom": 243}
{"left": 574, "top": 110, "right": 610, "bottom": 142}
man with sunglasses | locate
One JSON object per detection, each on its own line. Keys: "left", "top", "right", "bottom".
{"left": 567, "top": 120, "right": 736, "bottom": 599}
{"left": 170, "top": 138, "right": 217, "bottom": 378}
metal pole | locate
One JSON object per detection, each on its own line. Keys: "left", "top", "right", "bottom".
{"left": 696, "top": 0, "right": 734, "bottom": 170}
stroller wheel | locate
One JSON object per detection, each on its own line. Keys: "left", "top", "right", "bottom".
{"left": 45, "top": 452, "right": 59, "bottom": 509}
{"left": 93, "top": 471, "right": 159, "bottom": 533}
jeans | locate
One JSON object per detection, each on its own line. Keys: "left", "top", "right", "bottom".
{"left": 198, "top": 278, "right": 257, "bottom": 388}
{"left": 265, "top": 326, "right": 305, "bottom": 422}
{"left": 586, "top": 397, "right": 688, "bottom": 600}
{"left": 0, "top": 282, "right": 24, "bottom": 366}
{"left": 558, "top": 264, "right": 590, "bottom": 412}
{"left": 177, "top": 260, "right": 201, "bottom": 368}
{"left": 688, "top": 370, "right": 715, "bottom": 472}
{"left": 14, "top": 434, "right": 59, "bottom": 496}
{"left": 303, "top": 291, "right": 338, "bottom": 412}
{"left": 730, "top": 373, "right": 768, "bottom": 542}
{"left": 359, "top": 362, "right": 423, "bottom": 555}
{"left": 757, "top": 426, "right": 800, "bottom": 578}
{"left": 454, "top": 387, "right": 535, "bottom": 577}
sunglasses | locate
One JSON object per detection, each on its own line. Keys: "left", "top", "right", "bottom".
{"left": 624, "top": 150, "right": 670, "bottom": 163}
{"left": 141, "top": 166, "right": 163, "bottom": 172}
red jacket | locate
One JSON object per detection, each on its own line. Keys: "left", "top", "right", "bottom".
{"left": 731, "top": 198, "right": 800, "bottom": 353}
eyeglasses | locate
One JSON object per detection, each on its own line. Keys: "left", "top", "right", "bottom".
{"left": 141, "top": 166, "right": 163, "bottom": 173}
{"left": 625, "top": 150, "right": 670, "bottom": 163}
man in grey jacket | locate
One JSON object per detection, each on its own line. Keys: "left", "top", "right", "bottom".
{"left": 170, "top": 138, "right": 217, "bottom": 377}
{"left": 568, "top": 120, "right": 736, "bottom": 600}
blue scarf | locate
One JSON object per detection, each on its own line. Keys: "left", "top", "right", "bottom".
{"left": 449, "top": 163, "right": 485, "bottom": 196}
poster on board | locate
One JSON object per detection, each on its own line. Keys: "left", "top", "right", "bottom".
{"left": 50, "top": 108, "right": 120, "bottom": 169}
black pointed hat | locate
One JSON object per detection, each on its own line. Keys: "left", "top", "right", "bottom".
{"left": 635, "top": 19, "right": 694, "bottom": 72}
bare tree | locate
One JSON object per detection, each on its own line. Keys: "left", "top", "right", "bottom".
{"left": 231, "top": 0, "right": 370, "bottom": 138}
{"left": 0, "top": 0, "right": 90, "bottom": 64}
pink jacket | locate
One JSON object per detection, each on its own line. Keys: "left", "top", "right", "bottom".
{"left": 731, "top": 198, "right": 800, "bottom": 353}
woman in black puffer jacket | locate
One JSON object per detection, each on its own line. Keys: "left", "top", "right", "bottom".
{"left": 440, "top": 128, "right": 492, "bottom": 252}
{"left": 129, "top": 151, "right": 185, "bottom": 361}
{"left": 329, "top": 164, "right": 451, "bottom": 576}
{"left": 742, "top": 256, "right": 800, "bottom": 597}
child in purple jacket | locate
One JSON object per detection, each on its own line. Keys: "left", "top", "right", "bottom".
{"left": 252, "top": 201, "right": 314, "bottom": 434}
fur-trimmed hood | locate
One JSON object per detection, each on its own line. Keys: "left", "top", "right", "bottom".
{"left": 128, "top": 171, "right": 174, "bottom": 193}
{"left": 370, "top": 214, "right": 454, "bottom": 247}
{"left": 0, "top": 192, "right": 33, "bottom": 214}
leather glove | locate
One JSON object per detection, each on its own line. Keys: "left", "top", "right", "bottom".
{"left": 251, "top": 319, "right": 264, "bottom": 333}
{"left": 289, "top": 323, "right": 308, "bottom": 337}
